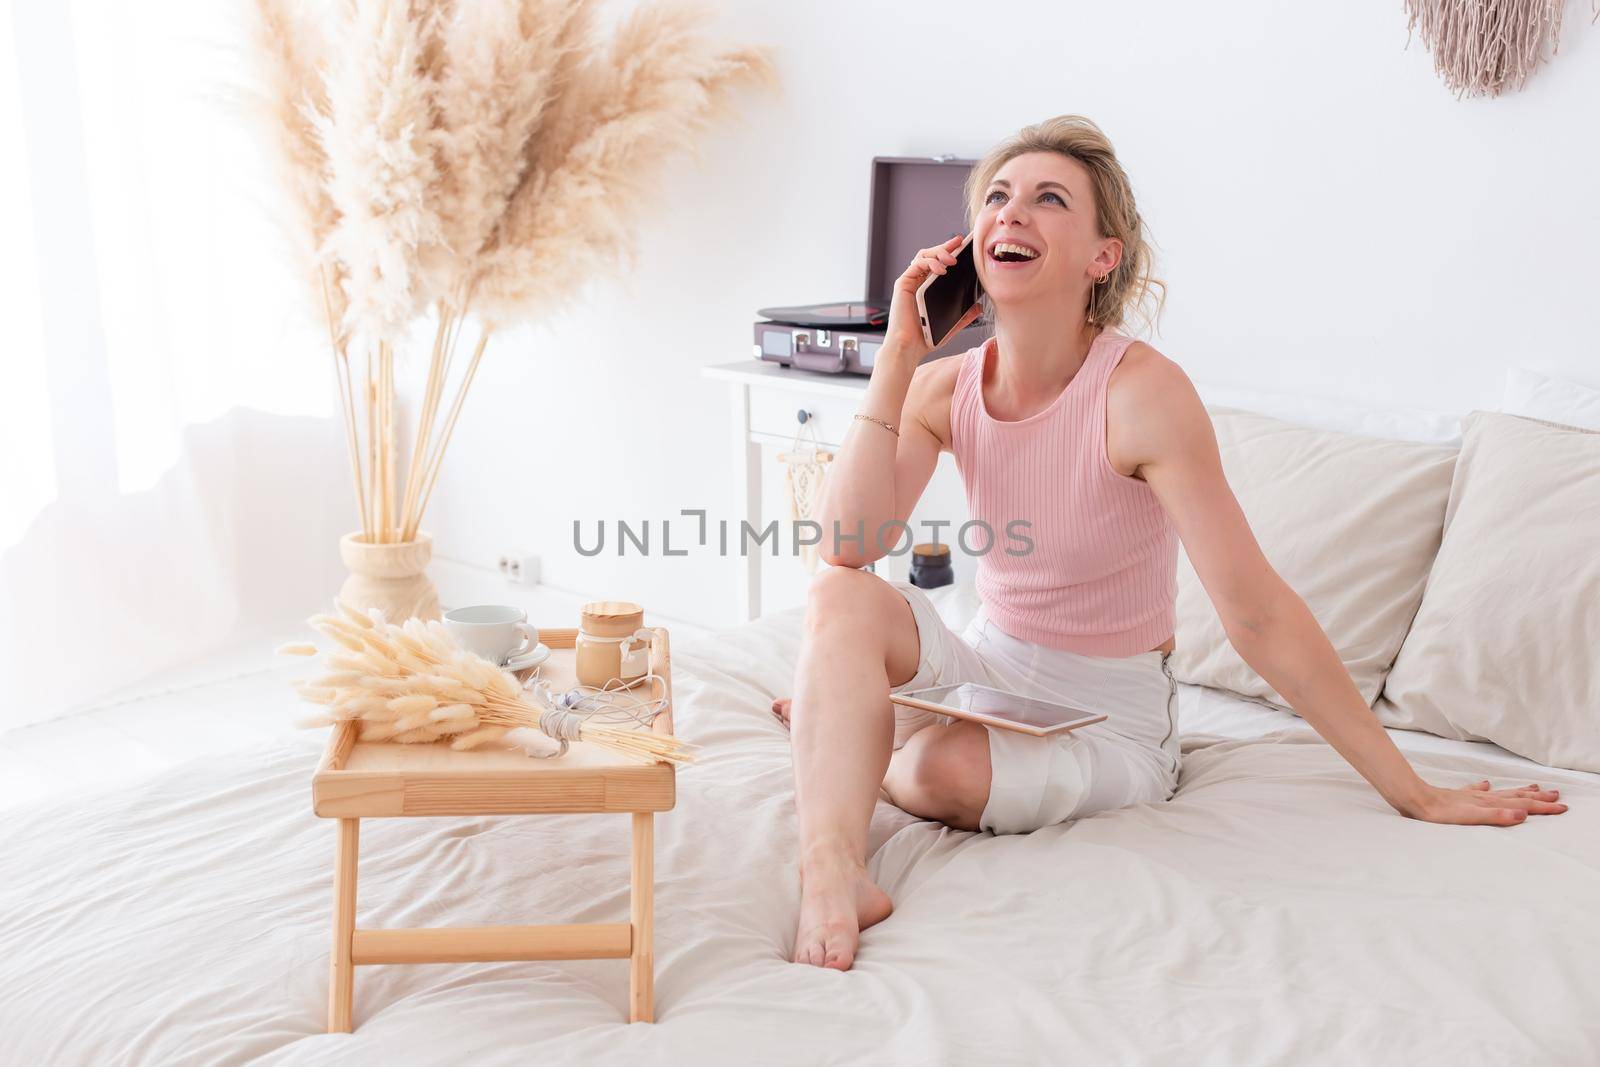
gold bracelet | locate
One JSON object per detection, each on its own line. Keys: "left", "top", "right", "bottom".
{"left": 853, "top": 413, "right": 899, "bottom": 437}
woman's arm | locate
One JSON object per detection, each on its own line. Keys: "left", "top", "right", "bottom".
{"left": 1113, "top": 347, "right": 1568, "bottom": 827}
{"left": 816, "top": 235, "right": 978, "bottom": 568}
{"left": 814, "top": 352, "right": 948, "bottom": 568}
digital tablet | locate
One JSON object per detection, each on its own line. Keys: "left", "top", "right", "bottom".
{"left": 890, "top": 682, "right": 1107, "bottom": 737}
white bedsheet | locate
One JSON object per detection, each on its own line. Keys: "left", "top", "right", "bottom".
{"left": 2, "top": 595, "right": 1597, "bottom": 1065}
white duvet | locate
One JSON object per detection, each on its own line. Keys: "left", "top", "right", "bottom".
{"left": 2, "top": 594, "right": 1597, "bottom": 1066}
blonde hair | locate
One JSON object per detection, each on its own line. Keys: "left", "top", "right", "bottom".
{"left": 963, "top": 115, "right": 1166, "bottom": 336}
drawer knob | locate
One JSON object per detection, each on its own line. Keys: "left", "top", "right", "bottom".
{"left": 796, "top": 408, "right": 811, "bottom": 424}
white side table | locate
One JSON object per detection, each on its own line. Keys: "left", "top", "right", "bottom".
{"left": 701, "top": 359, "right": 969, "bottom": 621}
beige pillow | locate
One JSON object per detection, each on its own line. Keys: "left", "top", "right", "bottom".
{"left": 1375, "top": 411, "right": 1600, "bottom": 771}
{"left": 1173, "top": 407, "right": 1458, "bottom": 709}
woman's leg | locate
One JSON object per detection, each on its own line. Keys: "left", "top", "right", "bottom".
{"left": 788, "top": 565, "right": 923, "bottom": 971}
{"left": 881, "top": 719, "right": 993, "bottom": 831}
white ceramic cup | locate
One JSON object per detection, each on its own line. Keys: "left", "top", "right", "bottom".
{"left": 442, "top": 605, "right": 545, "bottom": 669}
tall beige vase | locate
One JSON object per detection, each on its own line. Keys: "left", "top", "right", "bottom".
{"left": 338, "top": 531, "right": 442, "bottom": 623}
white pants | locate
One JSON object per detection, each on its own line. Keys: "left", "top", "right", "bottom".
{"left": 887, "top": 581, "right": 1180, "bottom": 836}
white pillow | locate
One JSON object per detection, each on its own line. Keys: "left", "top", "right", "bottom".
{"left": 1192, "top": 381, "right": 1464, "bottom": 445}
{"left": 1501, "top": 367, "right": 1600, "bottom": 432}
{"left": 1375, "top": 410, "right": 1600, "bottom": 772}
{"left": 1173, "top": 407, "right": 1458, "bottom": 710}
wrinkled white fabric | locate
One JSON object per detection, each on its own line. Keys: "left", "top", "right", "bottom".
{"left": 1, "top": 601, "right": 1597, "bottom": 1065}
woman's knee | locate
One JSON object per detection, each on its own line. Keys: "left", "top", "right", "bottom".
{"left": 803, "top": 565, "right": 884, "bottom": 624}
{"left": 801, "top": 568, "right": 920, "bottom": 677}
{"left": 886, "top": 723, "right": 992, "bottom": 827}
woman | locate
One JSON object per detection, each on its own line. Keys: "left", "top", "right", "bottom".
{"left": 774, "top": 115, "right": 1568, "bottom": 972}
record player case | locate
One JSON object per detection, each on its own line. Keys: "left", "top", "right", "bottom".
{"left": 753, "top": 155, "right": 992, "bottom": 375}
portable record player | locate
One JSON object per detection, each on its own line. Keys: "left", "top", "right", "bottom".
{"left": 754, "top": 155, "right": 991, "bottom": 376}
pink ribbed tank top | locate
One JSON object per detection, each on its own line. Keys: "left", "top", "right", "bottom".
{"left": 949, "top": 328, "right": 1178, "bottom": 657}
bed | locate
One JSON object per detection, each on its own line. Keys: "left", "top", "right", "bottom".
{"left": 1, "top": 582, "right": 1596, "bottom": 1066}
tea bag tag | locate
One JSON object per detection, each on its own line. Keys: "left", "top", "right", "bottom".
{"left": 618, "top": 628, "right": 651, "bottom": 678}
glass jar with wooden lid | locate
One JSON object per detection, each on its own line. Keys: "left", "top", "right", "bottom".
{"left": 575, "top": 600, "right": 651, "bottom": 688}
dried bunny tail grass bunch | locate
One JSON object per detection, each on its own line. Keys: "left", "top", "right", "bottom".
{"left": 281, "top": 600, "right": 695, "bottom": 765}
{"left": 1403, "top": 0, "right": 1600, "bottom": 99}
{"left": 473, "top": 1, "right": 779, "bottom": 327}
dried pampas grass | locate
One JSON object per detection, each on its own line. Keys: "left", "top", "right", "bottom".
{"left": 417, "top": 0, "right": 569, "bottom": 313}
{"left": 473, "top": 2, "right": 779, "bottom": 327}
{"left": 283, "top": 599, "right": 696, "bottom": 766}
{"left": 246, "top": 0, "right": 369, "bottom": 534}
{"left": 1403, "top": 0, "right": 1600, "bottom": 99}
{"left": 245, "top": 0, "right": 777, "bottom": 546}
{"left": 316, "top": 0, "right": 445, "bottom": 347}
{"left": 248, "top": 0, "right": 349, "bottom": 349}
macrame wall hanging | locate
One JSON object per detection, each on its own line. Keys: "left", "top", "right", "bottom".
{"left": 1403, "top": 0, "right": 1599, "bottom": 98}
{"left": 777, "top": 418, "right": 833, "bottom": 575}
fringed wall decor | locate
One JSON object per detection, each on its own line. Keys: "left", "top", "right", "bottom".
{"left": 1403, "top": 0, "right": 1600, "bottom": 98}
{"left": 778, "top": 420, "right": 833, "bottom": 576}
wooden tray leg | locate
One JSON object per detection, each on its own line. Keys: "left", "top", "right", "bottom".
{"left": 630, "top": 811, "right": 654, "bottom": 1023}
{"left": 329, "top": 817, "right": 359, "bottom": 1033}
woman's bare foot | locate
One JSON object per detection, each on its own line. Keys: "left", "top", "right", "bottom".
{"left": 791, "top": 848, "right": 894, "bottom": 971}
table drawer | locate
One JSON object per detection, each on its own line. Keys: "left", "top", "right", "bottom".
{"left": 747, "top": 386, "right": 864, "bottom": 447}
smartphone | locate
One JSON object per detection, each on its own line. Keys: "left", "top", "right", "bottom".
{"left": 915, "top": 233, "right": 983, "bottom": 350}
{"left": 891, "top": 682, "right": 1108, "bottom": 737}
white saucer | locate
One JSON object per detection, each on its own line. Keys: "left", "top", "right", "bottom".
{"left": 505, "top": 643, "right": 551, "bottom": 672}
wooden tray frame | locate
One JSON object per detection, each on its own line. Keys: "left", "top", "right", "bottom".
{"left": 311, "top": 625, "right": 675, "bottom": 1031}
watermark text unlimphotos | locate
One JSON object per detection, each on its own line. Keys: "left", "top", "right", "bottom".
{"left": 573, "top": 510, "right": 1034, "bottom": 557}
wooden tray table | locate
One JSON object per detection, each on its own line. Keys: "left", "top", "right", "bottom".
{"left": 311, "top": 625, "right": 675, "bottom": 1031}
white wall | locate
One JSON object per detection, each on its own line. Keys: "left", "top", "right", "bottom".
{"left": 419, "top": 0, "right": 1600, "bottom": 630}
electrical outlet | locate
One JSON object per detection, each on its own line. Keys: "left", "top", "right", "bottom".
{"left": 498, "top": 551, "right": 539, "bottom": 585}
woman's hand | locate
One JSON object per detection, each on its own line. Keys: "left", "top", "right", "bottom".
{"left": 882, "top": 234, "right": 983, "bottom": 364}
{"left": 1400, "top": 779, "right": 1568, "bottom": 826}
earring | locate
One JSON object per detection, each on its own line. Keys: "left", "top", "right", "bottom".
{"left": 1095, "top": 272, "right": 1110, "bottom": 285}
